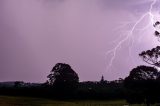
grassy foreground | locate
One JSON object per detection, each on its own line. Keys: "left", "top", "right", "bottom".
{"left": 0, "top": 95, "right": 158, "bottom": 106}
{"left": 0, "top": 96, "right": 126, "bottom": 106}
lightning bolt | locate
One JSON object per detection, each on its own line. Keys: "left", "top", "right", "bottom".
{"left": 106, "top": 0, "right": 157, "bottom": 71}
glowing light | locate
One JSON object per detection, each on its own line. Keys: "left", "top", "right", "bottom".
{"left": 106, "top": 0, "right": 158, "bottom": 71}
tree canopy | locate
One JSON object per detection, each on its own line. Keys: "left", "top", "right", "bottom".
{"left": 139, "top": 46, "right": 160, "bottom": 67}
{"left": 126, "top": 65, "right": 159, "bottom": 81}
{"left": 47, "top": 63, "right": 79, "bottom": 93}
{"left": 139, "top": 21, "right": 160, "bottom": 67}
{"left": 124, "top": 65, "right": 160, "bottom": 105}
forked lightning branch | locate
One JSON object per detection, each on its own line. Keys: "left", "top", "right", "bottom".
{"left": 106, "top": 0, "right": 158, "bottom": 71}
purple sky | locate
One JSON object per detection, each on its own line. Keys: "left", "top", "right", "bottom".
{"left": 0, "top": 0, "right": 160, "bottom": 82}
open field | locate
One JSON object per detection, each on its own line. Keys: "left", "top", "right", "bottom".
{"left": 0, "top": 96, "right": 158, "bottom": 106}
{"left": 0, "top": 96, "right": 126, "bottom": 106}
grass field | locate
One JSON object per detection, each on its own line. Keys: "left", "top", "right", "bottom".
{"left": 0, "top": 96, "right": 126, "bottom": 106}
{"left": 0, "top": 96, "right": 158, "bottom": 106}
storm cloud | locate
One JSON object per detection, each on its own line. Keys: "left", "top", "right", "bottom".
{"left": 0, "top": 0, "right": 159, "bottom": 82}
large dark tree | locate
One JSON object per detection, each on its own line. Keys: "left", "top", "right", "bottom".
{"left": 47, "top": 63, "right": 79, "bottom": 94}
{"left": 126, "top": 66, "right": 159, "bottom": 81}
{"left": 124, "top": 65, "right": 160, "bottom": 106}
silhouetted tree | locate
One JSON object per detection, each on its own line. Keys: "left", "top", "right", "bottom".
{"left": 139, "top": 46, "right": 160, "bottom": 67}
{"left": 139, "top": 21, "right": 160, "bottom": 67}
{"left": 126, "top": 66, "right": 159, "bottom": 80}
{"left": 47, "top": 63, "right": 79, "bottom": 96}
{"left": 154, "top": 21, "right": 160, "bottom": 41}
{"left": 126, "top": 21, "right": 160, "bottom": 106}
{"left": 124, "top": 65, "right": 160, "bottom": 106}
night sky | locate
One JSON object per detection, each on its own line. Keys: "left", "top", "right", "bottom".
{"left": 0, "top": 0, "right": 160, "bottom": 82}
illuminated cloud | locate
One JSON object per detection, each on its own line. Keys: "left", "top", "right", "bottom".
{"left": 0, "top": 0, "right": 160, "bottom": 82}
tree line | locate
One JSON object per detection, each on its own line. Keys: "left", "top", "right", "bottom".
{"left": 0, "top": 63, "right": 125, "bottom": 100}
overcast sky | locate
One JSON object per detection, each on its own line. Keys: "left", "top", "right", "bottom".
{"left": 0, "top": 0, "right": 160, "bottom": 82}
